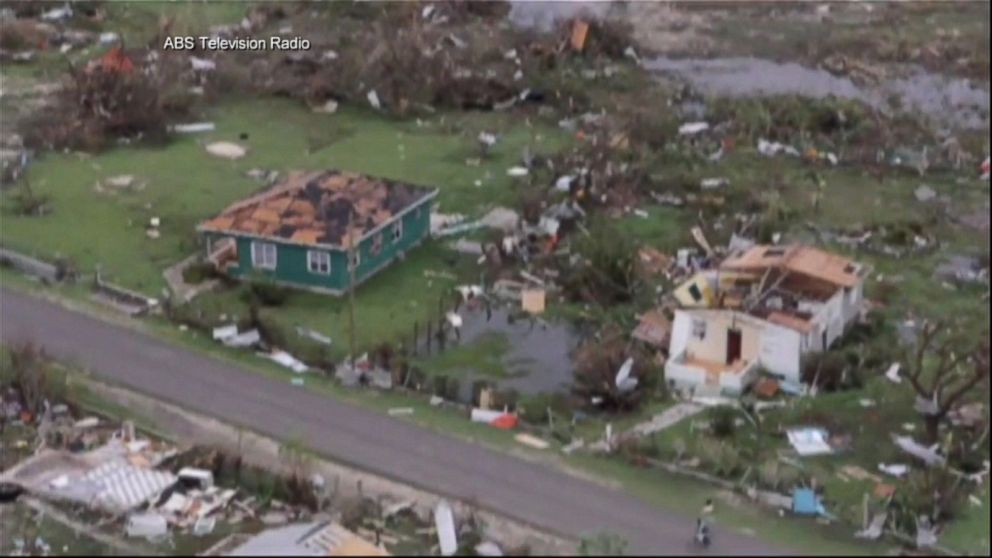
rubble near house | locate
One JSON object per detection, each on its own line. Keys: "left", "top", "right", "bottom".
{"left": 1, "top": 434, "right": 179, "bottom": 515}
{"left": 631, "top": 309, "right": 672, "bottom": 354}
{"left": 665, "top": 244, "right": 869, "bottom": 396}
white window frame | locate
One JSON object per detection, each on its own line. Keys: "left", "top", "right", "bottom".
{"left": 307, "top": 250, "right": 331, "bottom": 275}
{"left": 251, "top": 241, "right": 277, "bottom": 270}
{"left": 349, "top": 250, "right": 361, "bottom": 270}
{"left": 392, "top": 219, "right": 403, "bottom": 242}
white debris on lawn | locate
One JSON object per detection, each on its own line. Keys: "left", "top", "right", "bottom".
{"left": 678, "top": 122, "right": 709, "bottom": 136}
{"left": 366, "top": 89, "right": 381, "bottom": 110}
{"left": 222, "top": 329, "right": 261, "bottom": 348}
{"left": 507, "top": 166, "right": 529, "bottom": 177}
{"left": 126, "top": 512, "right": 168, "bottom": 539}
{"left": 205, "top": 142, "right": 247, "bottom": 160}
{"left": 758, "top": 138, "right": 800, "bottom": 158}
{"left": 190, "top": 57, "right": 216, "bottom": 71}
{"left": 445, "top": 311, "right": 463, "bottom": 329}
{"left": 786, "top": 427, "right": 834, "bottom": 456}
{"left": 614, "top": 357, "right": 638, "bottom": 393}
{"left": 884, "top": 362, "right": 902, "bottom": 383}
{"left": 212, "top": 324, "right": 238, "bottom": 341}
{"left": 878, "top": 463, "right": 910, "bottom": 478}
{"left": 260, "top": 350, "right": 308, "bottom": 374}
{"left": 555, "top": 175, "right": 575, "bottom": 192}
{"left": 892, "top": 435, "right": 946, "bottom": 467}
{"left": 514, "top": 433, "right": 549, "bottom": 450}
{"left": 434, "top": 501, "right": 458, "bottom": 556}
{"left": 170, "top": 122, "right": 215, "bottom": 134}
{"left": 313, "top": 99, "right": 338, "bottom": 114}
{"left": 700, "top": 177, "right": 729, "bottom": 190}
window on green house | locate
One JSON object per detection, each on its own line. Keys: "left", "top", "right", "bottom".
{"left": 251, "top": 241, "right": 277, "bottom": 270}
{"left": 370, "top": 234, "right": 383, "bottom": 256}
{"left": 392, "top": 219, "right": 403, "bottom": 242}
{"left": 307, "top": 250, "right": 330, "bottom": 274}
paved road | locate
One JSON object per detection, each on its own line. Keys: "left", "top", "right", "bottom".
{"left": 1, "top": 288, "right": 788, "bottom": 555}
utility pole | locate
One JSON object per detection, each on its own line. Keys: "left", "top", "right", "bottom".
{"left": 348, "top": 208, "right": 357, "bottom": 370}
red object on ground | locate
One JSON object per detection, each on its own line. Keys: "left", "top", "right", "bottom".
{"left": 90, "top": 46, "right": 135, "bottom": 75}
{"left": 981, "top": 156, "right": 990, "bottom": 175}
{"left": 490, "top": 414, "right": 518, "bottom": 429}
{"left": 19, "top": 411, "right": 33, "bottom": 424}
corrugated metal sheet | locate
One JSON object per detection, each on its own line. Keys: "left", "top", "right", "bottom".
{"left": 83, "top": 458, "right": 177, "bottom": 512}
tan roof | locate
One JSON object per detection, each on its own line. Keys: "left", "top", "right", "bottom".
{"left": 199, "top": 170, "right": 437, "bottom": 248}
{"left": 721, "top": 245, "right": 862, "bottom": 288}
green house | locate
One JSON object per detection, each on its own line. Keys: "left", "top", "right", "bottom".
{"left": 197, "top": 170, "right": 438, "bottom": 294}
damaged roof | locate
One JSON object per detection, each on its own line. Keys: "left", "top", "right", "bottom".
{"left": 721, "top": 244, "right": 864, "bottom": 288}
{"left": 198, "top": 170, "right": 438, "bottom": 249}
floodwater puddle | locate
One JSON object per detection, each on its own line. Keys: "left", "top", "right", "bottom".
{"left": 424, "top": 305, "right": 583, "bottom": 402}
{"left": 508, "top": 1, "right": 614, "bottom": 31}
{"left": 644, "top": 56, "right": 990, "bottom": 130}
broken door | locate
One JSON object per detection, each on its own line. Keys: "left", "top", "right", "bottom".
{"left": 726, "top": 328, "right": 742, "bottom": 365}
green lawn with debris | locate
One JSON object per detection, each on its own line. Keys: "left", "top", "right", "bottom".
{"left": 2, "top": 98, "right": 567, "bottom": 292}
{"left": 1, "top": 97, "right": 569, "bottom": 358}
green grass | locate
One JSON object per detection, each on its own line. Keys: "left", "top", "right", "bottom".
{"left": 185, "top": 242, "right": 482, "bottom": 360}
{"left": 0, "top": 502, "right": 121, "bottom": 557}
{"left": 942, "top": 483, "right": 991, "bottom": 556}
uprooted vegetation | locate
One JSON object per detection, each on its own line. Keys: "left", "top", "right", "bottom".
{"left": 216, "top": 1, "right": 640, "bottom": 117}
{"left": 23, "top": 48, "right": 195, "bottom": 151}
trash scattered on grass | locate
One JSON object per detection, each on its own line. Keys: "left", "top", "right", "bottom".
{"left": 388, "top": 407, "right": 414, "bottom": 417}
{"left": 507, "top": 166, "right": 529, "bottom": 177}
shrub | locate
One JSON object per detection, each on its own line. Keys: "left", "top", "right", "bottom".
{"left": 695, "top": 438, "right": 742, "bottom": 477}
{"left": 709, "top": 406, "right": 737, "bottom": 438}
{"left": 802, "top": 350, "right": 855, "bottom": 391}
{"left": 181, "top": 262, "right": 218, "bottom": 285}
{"left": 243, "top": 279, "right": 291, "bottom": 306}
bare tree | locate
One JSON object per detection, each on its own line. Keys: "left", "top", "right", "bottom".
{"left": 904, "top": 321, "right": 990, "bottom": 444}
